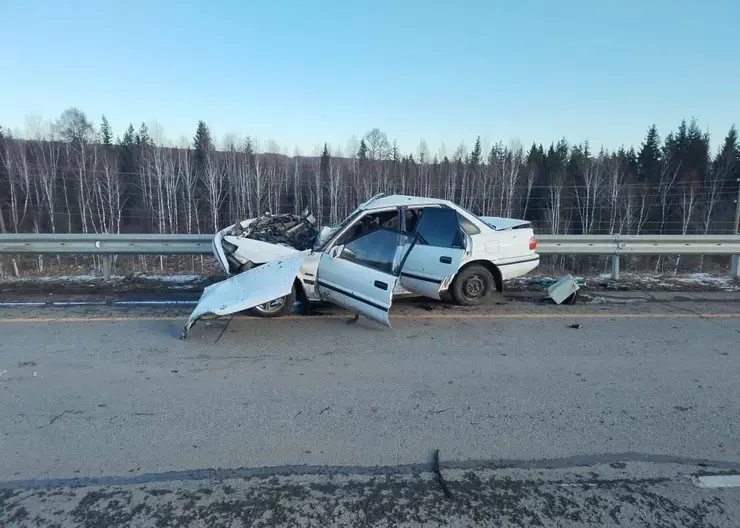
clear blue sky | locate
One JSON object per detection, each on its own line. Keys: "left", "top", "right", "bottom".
{"left": 2, "top": 0, "right": 738, "bottom": 155}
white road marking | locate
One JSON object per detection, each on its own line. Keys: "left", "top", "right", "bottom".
{"left": 694, "top": 475, "right": 740, "bottom": 488}
{"left": 0, "top": 300, "right": 197, "bottom": 307}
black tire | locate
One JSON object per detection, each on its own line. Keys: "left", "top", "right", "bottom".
{"left": 248, "top": 283, "right": 297, "bottom": 318}
{"left": 450, "top": 264, "right": 496, "bottom": 306}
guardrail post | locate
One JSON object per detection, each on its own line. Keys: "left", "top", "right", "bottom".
{"left": 611, "top": 255, "right": 620, "bottom": 280}
{"left": 102, "top": 256, "right": 112, "bottom": 280}
{"left": 732, "top": 255, "right": 739, "bottom": 278}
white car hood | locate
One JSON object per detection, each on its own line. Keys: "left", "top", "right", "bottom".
{"left": 182, "top": 252, "right": 308, "bottom": 338}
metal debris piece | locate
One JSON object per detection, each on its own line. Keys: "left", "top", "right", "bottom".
{"left": 547, "top": 274, "right": 580, "bottom": 305}
{"left": 229, "top": 211, "right": 319, "bottom": 251}
{"left": 568, "top": 323, "right": 583, "bottom": 329}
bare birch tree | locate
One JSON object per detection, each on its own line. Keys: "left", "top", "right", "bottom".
{"left": 34, "top": 136, "right": 60, "bottom": 233}
{"left": 178, "top": 148, "right": 198, "bottom": 233}
{"left": 291, "top": 149, "right": 302, "bottom": 215}
{"left": 574, "top": 154, "right": 604, "bottom": 234}
{"left": 605, "top": 155, "right": 626, "bottom": 234}
{"left": 202, "top": 148, "right": 225, "bottom": 231}
{"left": 502, "top": 143, "right": 523, "bottom": 218}
{"left": 674, "top": 182, "right": 698, "bottom": 272}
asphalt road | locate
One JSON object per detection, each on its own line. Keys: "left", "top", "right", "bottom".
{"left": 1, "top": 293, "right": 739, "bottom": 526}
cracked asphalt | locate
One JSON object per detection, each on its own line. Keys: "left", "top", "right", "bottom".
{"left": 1, "top": 291, "right": 739, "bottom": 526}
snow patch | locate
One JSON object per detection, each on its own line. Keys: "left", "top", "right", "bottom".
{"left": 134, "top": 274, "right": 203, "bottom": 283}
{"left": 0, "top": 273, "right": 207, "bottom": 283}
{"left": 3, "top": 274, "right": 108, "bottom": 282}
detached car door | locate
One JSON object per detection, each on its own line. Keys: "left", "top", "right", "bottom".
{"left": 399, "top": 206, "right": 466, "bottom": 299}
{"left": 316, "top": 227, "right": 417, "bottom": 327}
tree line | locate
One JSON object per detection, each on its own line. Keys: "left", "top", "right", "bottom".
{"left": 1, "top": 108, "right": 738, "bottom": 240}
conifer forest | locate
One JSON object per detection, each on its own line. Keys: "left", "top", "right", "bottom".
{"left": 1, "top": 108, "right": 738, "bottom": 274}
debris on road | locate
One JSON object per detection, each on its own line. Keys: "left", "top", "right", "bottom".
{"left": 547, "top": 274, "right": 580, "bottom": 305}
{"left": 568, "top": 323, "right": 583, "bottom": 329}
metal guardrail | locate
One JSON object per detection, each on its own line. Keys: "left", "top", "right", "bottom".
{"left": 0, "top": 233, "right": 213, "bottom": 255}
{"left": 1, "top": 233, "right": 739, "bottom": 279}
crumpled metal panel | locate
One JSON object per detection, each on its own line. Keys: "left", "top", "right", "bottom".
{"left": 547, "top": 274, "right": 580, "bottom": 305}
{"left": 182, "top": 252, "right": 308, "bottom": 338}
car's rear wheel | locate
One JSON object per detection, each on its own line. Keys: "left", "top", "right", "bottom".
{"left": 248, "top": 284, "right": 297, "bottom": 318}
{"left": 450, "top": 264, "right": 496, "bottom": 306}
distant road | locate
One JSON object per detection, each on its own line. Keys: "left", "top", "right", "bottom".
{"left": 1, "top": 295, "right": 739, "bottom": 526}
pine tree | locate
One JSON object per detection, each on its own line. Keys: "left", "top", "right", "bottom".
{"left": 118, "top": 123, "right": 137, "bottom": 175}
{"left": 320, "top": 142, "right": 330, "bottom": 183}
{"left": 136, "top": 122, "right": 150, "bottom": 146}
{"left": 714, "top": 126, "right": 739, "bottom": 203}
{"left": 526, "top": 143, "right": 544, "bottom": 166}
{"left": 122, "top": 123, "right": 136, "bottom": 146}
{"left": 356, "top": 139, "right": 367, "bottom": 161}
{"left": 637, "top": 125, "right": 662, "bottom": 185}
{"left": 469, "top": 136, "right": 482, "bottom": 168}
{"left": 193, "top": 120, "right": 213, "bottom": 174}
{"left": 390, "top": 140, "right": 400, "bottom": 163}
{"left": 99, "top": 115, "right": 113, "bottom": 145}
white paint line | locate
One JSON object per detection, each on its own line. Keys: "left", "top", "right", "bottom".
{"left": 694, "top": 475, "right": 740, "bottom": 488}
{"left": 0, "top": 300, "right": 198, "bottom": 307}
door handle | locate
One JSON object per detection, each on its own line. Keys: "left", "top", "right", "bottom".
{"left": 374, "top": 280, "right": 388, "bottom": 290}
{"left": 439, "top": 256, "right": 452, "bottom": 264}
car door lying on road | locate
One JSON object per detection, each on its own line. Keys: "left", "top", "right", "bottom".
{"left": 397, "top": 206, "right": 466, "bottom": 299}
{"left": 315, "top": 228, "right": 417, "bottom": 327}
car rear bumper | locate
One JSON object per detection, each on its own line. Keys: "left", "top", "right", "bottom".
{"left": 497, "top": 254, "right": 540, "bottom": 280}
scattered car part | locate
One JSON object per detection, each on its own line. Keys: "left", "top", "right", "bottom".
{"left": 547, "top": 274, "right": 580, "bottom": 304}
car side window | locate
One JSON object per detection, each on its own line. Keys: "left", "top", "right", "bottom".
{"left": 334, "top": 210, "right": 400, "bottom": 247}
{"left": 339, "top": 228, "right": 415, "bottom": 275}
{"left": 412, "top": 207, "right": 464, "bottom": 249}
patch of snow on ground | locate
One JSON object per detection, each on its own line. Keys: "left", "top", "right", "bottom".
{"left": 134, "top": 274, "right": 203, "bottom": 283}
{"left": 674, "top": 273, "right": 733, "bottom": 284}
{"left": 4, "top": 274, "right": 109, "bottom": 282}
{"left": 0, "top": 273, "right": 206, "bottom": 283}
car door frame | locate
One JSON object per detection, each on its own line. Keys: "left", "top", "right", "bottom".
{"left": 396, "top": 204, "right": 469, "bottom": 299}
{"left": 315, "top": 221, "right": 418, "bottom": 326}
{"left": 319, "top": 205, "right": 403, "bottom": 251}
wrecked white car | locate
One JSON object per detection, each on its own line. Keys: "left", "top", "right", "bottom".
{"left": 183, "top": 193, "right": 540, "bottom": 337}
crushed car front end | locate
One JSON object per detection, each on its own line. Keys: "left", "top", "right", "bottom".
{"left": 213, "top": 212, "right": 320, "bottom": 275}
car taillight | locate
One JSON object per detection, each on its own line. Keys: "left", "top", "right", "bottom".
{"left": 529, "top": 236, "right": 537, "bottom": 250}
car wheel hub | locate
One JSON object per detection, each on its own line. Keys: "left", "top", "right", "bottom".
{"left": 254, "top": 298, "right": 286, "bottom": 313}
{"left": 464, "top": 275, "right": 485, "bottom": 297}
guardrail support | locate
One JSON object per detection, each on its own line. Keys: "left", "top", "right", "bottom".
{"left": 611, "top": 255, "right": 620, "bottom": 280}
{"left": 732, "top": 255, "right": 739, "bottom": 278}
{"left": 102, "top": 256, "right": 112, "bottom": 280}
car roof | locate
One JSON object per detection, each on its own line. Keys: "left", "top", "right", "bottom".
{"left": 360, "top": 194, "right": 453, "bottom": 211}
